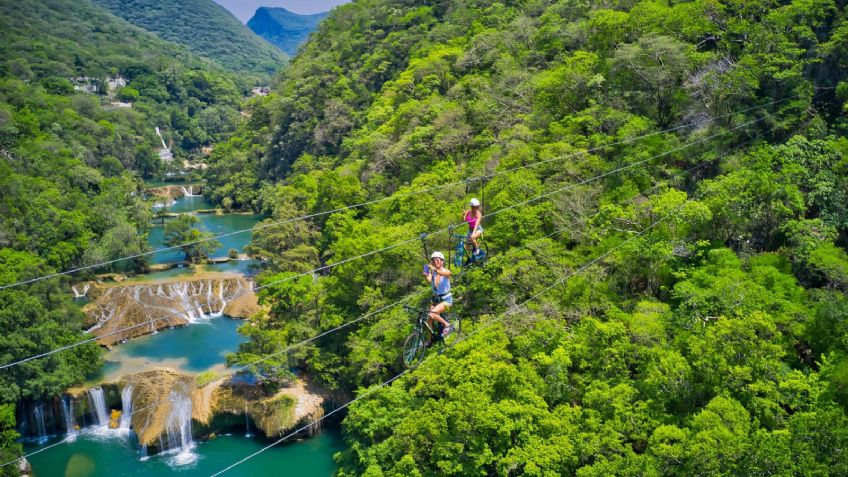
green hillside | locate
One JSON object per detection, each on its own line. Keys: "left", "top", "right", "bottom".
{"left": 205, "top": 0, "right": 848, "bottom": 475}
{"left": 93, "top": 0, "right": 287, "bottom": 77}
{"left": 0, "top": 0, "right": 244, "bottom": 452}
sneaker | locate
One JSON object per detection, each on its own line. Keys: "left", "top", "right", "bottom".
{"left": 441, "top": 325, "right": 455, "bottom": 337}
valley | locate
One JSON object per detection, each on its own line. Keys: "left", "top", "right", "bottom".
{"left": 3, "top": 0, "right": 848, "bottom": 476}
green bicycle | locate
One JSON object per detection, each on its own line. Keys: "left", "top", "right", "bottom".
{"left": 401, "top": 302, "right": 462, "bottom": 368}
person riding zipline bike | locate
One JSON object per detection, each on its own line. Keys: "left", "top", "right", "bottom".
{"left": 423, "top": 251, "right": 455, "bottom": 339}
{"left": 464, "top": 198, "right": 484, "bottom": 257}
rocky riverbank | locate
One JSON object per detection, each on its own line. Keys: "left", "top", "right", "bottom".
{"left": 59, "top": 369, "right": 326, "bottom": 453}
{"left": 147, "top": 184, "right": 203, "bottom": 201}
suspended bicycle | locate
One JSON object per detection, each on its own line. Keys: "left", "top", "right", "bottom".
{"left": 401, "top": 302, "right": 462, "bottom": 368}
{"left": 449, "top": 225, "right": 489, "bottom": 269}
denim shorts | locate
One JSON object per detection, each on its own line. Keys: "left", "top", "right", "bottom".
{"left": 433, "top": 293, "right": 453, "bottom": 307}
{"left": 467, "top": 226, "right": 483, "bottom": 236}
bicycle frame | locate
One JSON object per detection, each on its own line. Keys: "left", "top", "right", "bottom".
{"left": 408, "top": 305, "right": 441, "bottom": 340}
{"left": 449, "top": 226, "right": 486, "bottom": 269}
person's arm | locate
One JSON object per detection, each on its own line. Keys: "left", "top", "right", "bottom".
{"left": 434, "top": 266, "right": 452, "bottom": 277}
{"left": 475, "top": 209, "right": 483, "bottom": 224}
{"left": 424, "top": 265, "right": 433, "bottom": 283}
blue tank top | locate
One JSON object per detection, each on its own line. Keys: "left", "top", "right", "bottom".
{"left": 431, "top": 270, "right": 451, "bottom": 295}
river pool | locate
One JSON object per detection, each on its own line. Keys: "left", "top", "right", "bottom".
{"left": 90, "top": 316, "right": 248, "bottom": 383}
{"left": 26, "top": 429, "right": 343, "bottom": 476}
{"left": 25, "top": 194, "right": 344, "bottom": 476}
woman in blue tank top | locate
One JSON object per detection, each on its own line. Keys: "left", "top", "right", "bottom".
{"left": 424, "top": 251, "right": 455, "bottom": 338}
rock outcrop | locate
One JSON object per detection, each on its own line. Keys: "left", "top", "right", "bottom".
{"left": 114, "top": 369, "right": 324, "bottom": 450}
{"left": 196, "top": 378, "right": 325, "bottom": 438}
{"left": 83, "top": 273, "right": 259, "bottom": 345}
{"left": 147, "top": 184, "right": 202, "bottom": 201}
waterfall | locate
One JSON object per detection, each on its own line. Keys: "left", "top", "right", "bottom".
{"left": 215, "top": 280, "right": 227, "bottom": 317}
{"left": 119, "top": 385, "right": 133, "bottom": 430}
{"left": 88, "top": 387, "right": 109, "bottom": 427}
{"left": 244, "top": 406, "right": 252, "bottom": 438}
{"left": 71, "top": 283, "right": 90, "bottom": 298}
{"left": 32, "top": 404, "right": 48, "bottom": 443}
{"left": 179, "top": 185, "right": 199, "bottom": 197}
{"left": 165, "top": 391, "right": 196, "bottom": 465}
{"left": 61, "top": 397, "right": 76, "bottom": 439}
{"left": 307, "top": 407, "right": 325, "bottom": 437}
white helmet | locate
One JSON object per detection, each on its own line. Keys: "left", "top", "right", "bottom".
{"left": 430, "top": 251, "right": 445, "bottom": 261}
{"left": 470, "top": 198, "right": 480, "bottom": 207}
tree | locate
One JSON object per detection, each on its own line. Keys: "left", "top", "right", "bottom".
{"left": 0, "top": 404, "right": 21, "bottom": 477}
{"left": 611, "top": 35, "right": 697, "bottom": 125}
{"left": 163, "top": 214, "right": 220, "bottom": 262}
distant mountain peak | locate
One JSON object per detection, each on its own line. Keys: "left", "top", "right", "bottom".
{"left": 92, "top": 0, "right": 286, "bottom": 77}
{"left": 247, "top": 6, "right": 328, "bottom": 56}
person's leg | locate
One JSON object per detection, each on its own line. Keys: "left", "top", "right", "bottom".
{"left": 470, "top": 228, "right": 482, "bottom": 252}
{"left": 428, "top": 302, "right": 450, "bottom": 327}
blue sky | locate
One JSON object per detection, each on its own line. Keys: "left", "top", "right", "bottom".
{"left": 213, "top": 0, "right": 350, "bottom": 22}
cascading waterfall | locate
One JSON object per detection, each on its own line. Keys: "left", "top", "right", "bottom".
{"left": 307, "top": 407, "right": 325, "bottom": 437}
{"left": 61, "top": 397, "right": 76, "bottom": 439}
{"left": 71, "top": 283, "right": 90, "bottom": 298}
{"left": 178, "top": 185, "right": 199, "bottom": 197}
{"left": 119, "top": 384, "right": 134, "bottom": 430}
{"left": 88, "top": 387, "right": 109, "bottom": 427}
{"left": 215, "top": 280, "right": 227, "bottom": 317}
{"left": 32, "top": 404, "right": 48, "bottom": 443}
{"left": 165, "top": 391, "right": 196, "bottom": 465}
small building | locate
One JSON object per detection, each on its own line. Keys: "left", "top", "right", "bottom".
{"left": 70, "top": 76, "right": 98, "bottom": 94}
{"left": 107, "top": 76, "right": 127, "bottom": 91}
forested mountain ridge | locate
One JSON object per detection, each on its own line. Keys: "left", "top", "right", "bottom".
{"left": 0, "top": 0, "right": 249, "bottom": 466}
{"left": 93, "top": 0, "right": 287, "bottom": 78}
{"left": 247, "top": 7, "right": 329, "bottom": 56}
{"left": 204, "top": 0, "right": 848, "bottom": 474}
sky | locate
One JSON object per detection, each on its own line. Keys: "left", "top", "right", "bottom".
{"left": 213, "top": 0, "right": 350, "bottom": 22}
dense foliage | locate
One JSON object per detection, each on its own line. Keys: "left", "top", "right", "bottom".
{"left": 0, "top": 0, "right": 252, "bottom": 468}
{"left": 1, "top": 0, "right": 246, "bottom": 159}
{"left": 247, "top": 7, "right": 329, "bottom": 57}
{"left": 93, "top": 0, "right": 287, "bottom": 78}
{"left": 205, "top": 0, "right": 848, "bottom": 474}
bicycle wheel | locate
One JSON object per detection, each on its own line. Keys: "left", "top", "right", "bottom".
{"left": 441, "top": 313, "right": 462, "bottom": 347}
{"left": 469, "top": 241, "right": 489, "bottom": 267}
{"left": 402, "top": 329, "right": 428, "bottom": 368}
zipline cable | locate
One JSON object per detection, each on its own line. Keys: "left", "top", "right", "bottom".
{"left": 0, "top": 131, "right": 770, "bottom": 469}
{"left": 0, "top": 95, "right": 800, "bottom": 291}
{"left": 0, "top": 293, "right": 425, "bottom": 468}
{"left": 205, "top": 128, "right": 784, "bottom": 474}
{"left": 0, "top": 117, "right": 761, "bottom": 370}
{"left": 206, "top": 203, "right": 687, "bottom": 476}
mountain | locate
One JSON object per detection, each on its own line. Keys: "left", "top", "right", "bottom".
{"left": 247, "top": 7, "right": 328, "bottom": 56}
{"left": 93, "top": 0, "right": 287, "bottom": 78}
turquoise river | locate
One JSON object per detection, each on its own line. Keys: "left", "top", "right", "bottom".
{"left": 26, "top": 191, "right": 345, "bottom": 477}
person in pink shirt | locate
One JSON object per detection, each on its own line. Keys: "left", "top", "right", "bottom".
{"left": 463, "top": 198, "right": 483, "bottom": 256}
